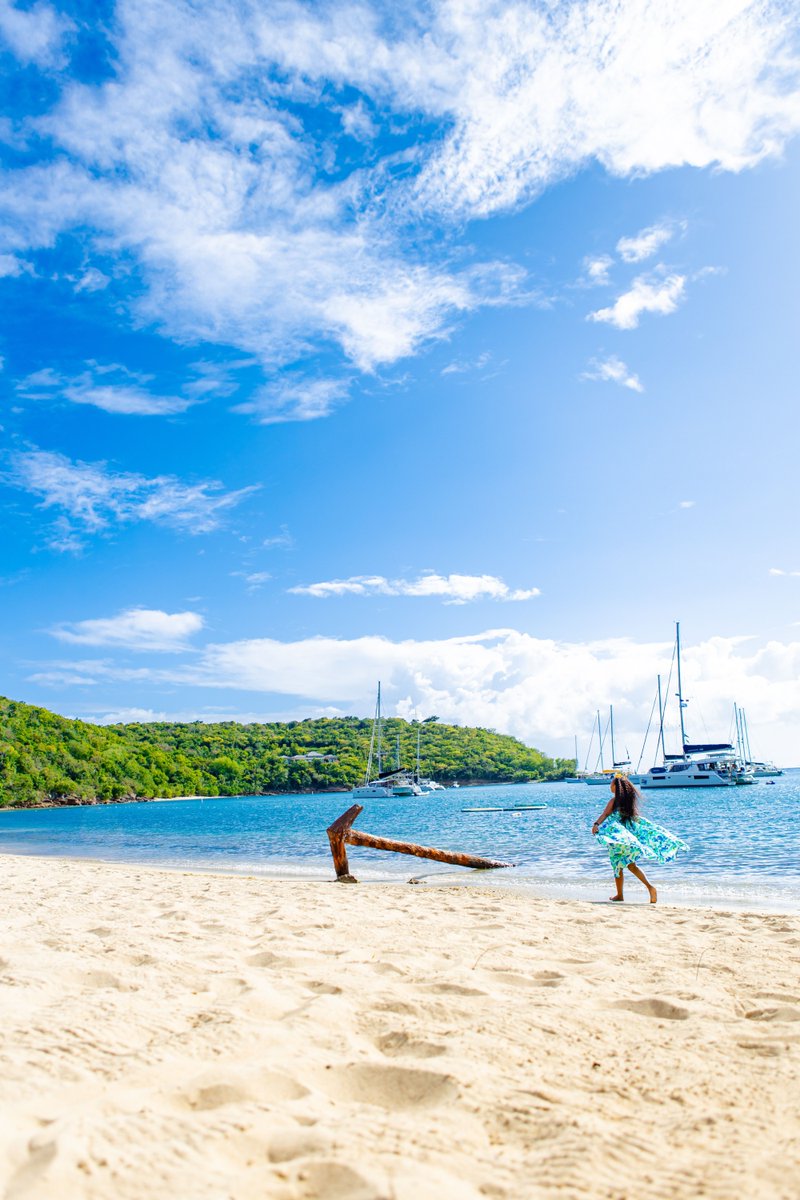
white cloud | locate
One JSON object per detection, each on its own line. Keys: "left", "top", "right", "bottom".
{"left": 616, "top": 222, "right": 678, "bottom": 263}
{"left": 16, "top": 364, "right": 199, "bottom": 415}
{"left": 582, "top": 255, "right": 613, "bottom": 286}
{"left": 231, "top": 570, "right": 272, "bottom": 592}
{"left": 30, "top": 628, "right": 800, "bottom": 760}
{"left": 441, "top": 352, "right": 492, "bottom": 376}
{"left": 288, "top": 572, "right": 541, "bottom": 604}
{"left": 74, "top": 267, "right": 110, "bottom": 292}
{"left": 51, "top": 608, "right": 204, "bottom": 652}
{"left": 0, "top": 252, "right": 29, "bottom": 277}
{"left": 0, "top": 0, "right": 72, "bottom": 67}
{"left": 8, "top": 448, "right": 257, "bottom": 544}
{"left": 679, "top": 500, "right": 696, "bottom": 509}
{"left": 263, "top": 525, "right": 293, "bottom": 550}
{"left": 770, "top": 567, "right": 800, "bottom": 577}
{"left": 588, "top": 272, "right": 686, "bottom": 330}
{"left": 0, "top": 0, "right": 796, "bottom": 396}
{"left": 233, "top": 377, "right": 350, "bottom": 425}
{"left": 66, "top": 383, "right": 191, "bottom": 416}
{"left": 581, "top": 355, "right": 643, "bottom": 393}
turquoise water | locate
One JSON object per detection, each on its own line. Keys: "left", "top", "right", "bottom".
{"left": 1, "top": 773, "right": 799, "bottom": 910}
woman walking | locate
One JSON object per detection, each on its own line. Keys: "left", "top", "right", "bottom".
{"left": 592, "top": 775, "right": 688, "bottom": 903}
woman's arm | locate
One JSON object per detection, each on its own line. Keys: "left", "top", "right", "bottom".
{"left": 591, "top": 798, "right": 614, "bottom": 835}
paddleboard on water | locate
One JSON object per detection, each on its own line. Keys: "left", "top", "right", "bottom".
{"left": 461, "top": 804, "right": 548, "bottom": 813}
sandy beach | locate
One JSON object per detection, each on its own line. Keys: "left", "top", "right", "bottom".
{"left": 1, "top": 854, "right": 798, "bottom": 1199}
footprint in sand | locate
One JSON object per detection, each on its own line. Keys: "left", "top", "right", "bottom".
{"left": 181, "top": 1068, "right": 309, "bottom": 1110}
{"left": 267, "top": 1128, "right": 331, "bottom": 1163}
{"left": 374, "top": 1030, "right": 446, "bottom": 1059}
{"left": 290, "top": 1161, "right": 378, "bottom": 1200}
{"left": 316, "top": 1063, "right": 458, "bottom": 1109}
{"left": 425, "top": 982, "right": 486, "bottom": 997}
{"left": 4, "top": 1133, "right": 57, "bottom": 1199}
{"left": 744, "top": 1006, "right": 800, "bottom": 1022}
{"left": 611, "top": 998, "right": 690, "bottom": 1020}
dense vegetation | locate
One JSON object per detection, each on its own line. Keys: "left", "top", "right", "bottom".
{"left": 0, "top": 695, "right": 574, "bottom": 807}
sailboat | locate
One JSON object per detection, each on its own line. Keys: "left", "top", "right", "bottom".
{"left": 638, "top": 623, "right": 754, "bottom": 789}
{"left": 352, "top": 684, "right": 422, "bottom": 799}
{"left": 733, "top": 704, "right": 782, "bottom": 777}
{"left": 584, "top": 707, "right": 639, "bottom": 784}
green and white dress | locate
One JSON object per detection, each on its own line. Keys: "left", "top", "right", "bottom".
{"left": 596, "top": 813, "right": 689, "bottom": 875}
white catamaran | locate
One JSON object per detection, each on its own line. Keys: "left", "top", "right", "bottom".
{"left": 637, "top": 623, "right": 754, "bottom": 789}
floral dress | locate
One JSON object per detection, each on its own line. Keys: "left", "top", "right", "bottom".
{"left": 596, "top": 813, "right": 689, "bottom": 875}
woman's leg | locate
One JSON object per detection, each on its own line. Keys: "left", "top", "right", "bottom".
{"left": 627, "top": 862, "right": 657, "bottom": 903}
{"left": 610, "top": 870, "right": 624, "bottom": 901}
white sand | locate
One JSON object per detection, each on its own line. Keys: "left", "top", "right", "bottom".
{"left": 1, "top": 853, "right": 799, "bottom": 1199}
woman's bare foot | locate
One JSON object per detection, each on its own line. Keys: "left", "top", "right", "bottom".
{"left": 649, "top": 886, "right": 658, "bottom": 904}
{"left": 609, "top": 895, "right": 624, "bottom": 902}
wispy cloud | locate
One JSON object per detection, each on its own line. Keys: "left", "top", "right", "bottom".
{"left": 50, "top": 608, "right": 204, "bottom": 652}
{"left": 616, "top": 222, "right": 679, "bottom": 263}
{"left": 288, "top": 572, "right": 541, "bottom": 604}
{"left": 233, "top": 377, "right": 350, "bottom": 425}
{"left": 769, "top": 567, "right": 800, "bottom": 577}
{"left": 231, "top": 570, "right": 272, "bottom": 592}
{"left": 588, "top": 272, "right": 686, "bottom": 330}
{"left": 441, "top": 352, "right": 492, "bottom": 376}
{"left": 8, "top": 448, "right": 257, "bottom": 547}
{"left": 581, "top": 355, "right": 643, "bottom": 393}
{"left": 17, "top": 363, "right": 201, "bottom": 416}
{"left": 263, "top": 525, "right": 293, "bottom": 550}
{"left": 679, "top": 500, "right": 696, "bottom": 509}
{"left": 0, "top": 0, "right": 796, "bottom": 402}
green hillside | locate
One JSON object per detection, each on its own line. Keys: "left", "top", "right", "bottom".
{"left": 0, "top": 695, "right": 574, "bottom": 807}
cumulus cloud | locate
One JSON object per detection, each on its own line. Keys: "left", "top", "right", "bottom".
{"left": 0, "top": 0, "right": 797, "bottom": 395}
{"left": 8, "top": 447, "right": 257, "bottom": 546}
{"left": 588, "top": 272, "right": 686, "bottom": 330}
{"left": 581, "top": 355, "right": 643, "bottom": 393}
{"left": 616, "top": 222, "right": 679, "bottom": 263}
{"left": 51, "top": 608, "right": 204, "bottom": 652}
{"left": 38, "top": 628, "right": 800, "bottom": 760}
{"left": 288, "top": 572, "right": 541, "bottom": 603}
{"left": 582, "top": 255, "right": 613, "bottom": 286}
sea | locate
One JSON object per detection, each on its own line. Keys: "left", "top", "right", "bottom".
{"left": 1, "top": 773, "right": 798, "bottom": 911}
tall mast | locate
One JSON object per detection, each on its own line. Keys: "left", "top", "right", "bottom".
{"left": 610, "top": 705, "right": 616, "bottom": 767}
{"left": 574, "top": 733, "right": 579, "bottom": 773}
{"left": 657, "top": 674, "right": 666, "bottom": 764}
{"left": 597, "top": 709, "right": 604, "bottom": 772}
{"left": 742, "top": 709, "right": 753, "bottom": 763}
{"left": 416, "top": 725, "right": 421, "bottom": 781}
{"left": 675, "top": 621, "right": 688, "bottom": 753}
{"left": 376, "top": 680, "right": 382, "bottom": 775}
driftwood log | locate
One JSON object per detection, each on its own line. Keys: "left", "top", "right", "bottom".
{"left": 326, "top": 803, "right": 513, "bottom": 882}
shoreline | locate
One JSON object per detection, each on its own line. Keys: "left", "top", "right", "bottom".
{"left": 1, "top": 852, "right": 797, "bottom": 1198}
{"left": 1, "top": 849, "right": 798, "bottom": 916}
{"left": 0, "top": 778, "right": 570, "bottom": 811}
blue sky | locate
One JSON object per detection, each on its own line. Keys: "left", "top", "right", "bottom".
{"left": 2, "top": 0, "right": 800, "bottom": 763}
